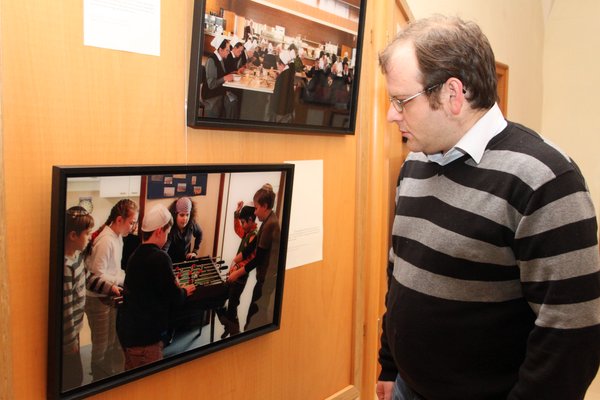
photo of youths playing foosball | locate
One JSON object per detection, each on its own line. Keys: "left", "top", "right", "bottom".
{"left": 59, "top": 169, "right": 290, "bottom": 392}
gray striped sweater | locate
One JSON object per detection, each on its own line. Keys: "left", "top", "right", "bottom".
{"left": 63, "top": 253, "right": 114, "bottom": 352}
{"left": 379, "top": 122, "right": 600, "bottom": 399}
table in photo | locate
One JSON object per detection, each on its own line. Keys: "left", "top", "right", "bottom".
{"left": 223, "top": 73, "right": 275, "bottom": 121}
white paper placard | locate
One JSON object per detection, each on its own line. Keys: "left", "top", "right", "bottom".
{"left": 284, "top": 160, "right": 324, "bottom": 269}
{"left": 84, "top": 0, "right": 161, "bottom": 56}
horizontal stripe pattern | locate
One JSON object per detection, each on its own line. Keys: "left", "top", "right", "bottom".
{"left": 382, "top": 121, "right": 600, "bottom": 399}
{"left": 392, "top": 215, "right": 516, "bottom": 266}
{"left": 466, "top": 149, "right": 556, "bottom": 189}
{"left": 398, "top": 176, "right": 523, "bottom": 231}
{"left": 520, "top": 246, "right": 600, "bottom": 282}
{"left": 392, "top": 256, "right": 522, "bottom": 302}
{"left": 515, "top": 191, "right": 597, "bottom": 238}
{"left": 390, "top": 122, "right": 599, "bottom": 327}
{"left": 63, "top": 255, "right": 86, "bottom": 349}
{"left": 529, "top": 298, "right": 600, "bottom": 329}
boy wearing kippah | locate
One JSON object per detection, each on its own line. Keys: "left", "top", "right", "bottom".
{"left": 116, "top": 204, "right": 196, "bottom": 370}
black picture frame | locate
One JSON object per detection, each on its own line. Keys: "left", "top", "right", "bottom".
{"left": 187, "top": 0, "right": 367, "bottom": 134}
{"left": 48, "top": 163, "right": 294, "bottom": 400}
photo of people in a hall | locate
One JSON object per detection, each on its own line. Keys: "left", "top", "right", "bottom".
{"left": 190, "top": 0, "right": 363, "bottom": 131}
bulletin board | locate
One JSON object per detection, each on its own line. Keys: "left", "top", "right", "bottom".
{"left": 146, "top": 173, "right": 208, "bottom": 199}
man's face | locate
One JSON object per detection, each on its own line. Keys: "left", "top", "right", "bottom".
{"left": 232, "top": 45, "right": 243, "bottom": 58}
{"left": 385, "top": 41, "right": 452, "bottom": 155}
{"left": 218, "top": 43, "right": 231, "bottom": 59}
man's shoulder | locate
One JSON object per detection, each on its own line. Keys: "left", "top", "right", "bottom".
{"left": 492, "top": 121, "right": 576, "bottom": 177}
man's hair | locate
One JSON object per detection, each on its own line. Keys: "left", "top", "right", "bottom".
{"left": 379, "top": 15, "right": 497, "bottom": 110}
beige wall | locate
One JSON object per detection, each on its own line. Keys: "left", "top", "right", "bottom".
{"left": 541, "top": 0, "right": 600, "bottom": 219}
{"left": 404, "top": 0, "right": 545, "bottom": 131}
{"left": 0, "top": 0, "right": 363, "bottom": 398}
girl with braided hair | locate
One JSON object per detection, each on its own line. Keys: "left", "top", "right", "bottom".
{"left": 84, "top": 199, "right": 138, "bottom": 380}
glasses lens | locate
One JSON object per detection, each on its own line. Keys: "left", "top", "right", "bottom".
{"left": 390, "top": 97, "right": 402, "bottom": 113}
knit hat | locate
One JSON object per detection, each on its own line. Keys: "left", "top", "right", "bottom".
{"left": 141, "top": 204, "right": 172, "bottom": 232}
{"left": 175, "top": 197, "right": 192, "bottom": 214}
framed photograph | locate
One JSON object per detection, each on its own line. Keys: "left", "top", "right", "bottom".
{"left": 187, "top": 0, "right": 367, "bottom": 134}
{"left": 48, "top": 163, "right": 294, "bottom": 399}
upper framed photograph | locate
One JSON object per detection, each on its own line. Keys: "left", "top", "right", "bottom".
{"left": 187, "top": 0, "right": 367, "bottom": 134}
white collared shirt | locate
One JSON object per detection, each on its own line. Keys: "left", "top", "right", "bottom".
{"left": 427, "top": 103, "right": 507, "bottom": 166}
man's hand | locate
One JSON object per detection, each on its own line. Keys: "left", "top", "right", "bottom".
{"left": 376, "top": 380, "right": 394, "bottom": 400}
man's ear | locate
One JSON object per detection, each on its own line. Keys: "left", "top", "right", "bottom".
{"left": 446, "top": 77, "right": 466, "bottom": 115}
{"left": 67, "top": 231, "right": 78, "bottom": 241}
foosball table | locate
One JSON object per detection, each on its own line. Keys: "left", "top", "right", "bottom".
{"left": 173, "top": 256, "right": 227, "bottom": 289}
{"left": 171, "top": 256, "right": 230, "bottom": 342}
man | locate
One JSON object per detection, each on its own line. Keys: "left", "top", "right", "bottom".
{"left": 269, "top": 50, "right": 295, "bottom": 123}
{"left": 116, "top": 204, "right": 195, "bottom": 370}
{"left": 225, "top": 39, "right": 245, "bottom": 74}
{"left": 202, "top": 36, "right": 235, "bottom": 118}
{"left": 241, "top": 40, "right": 259, "bottom": 67}
{"left": 377, "top": 15, "right": 600, "bottom": 400}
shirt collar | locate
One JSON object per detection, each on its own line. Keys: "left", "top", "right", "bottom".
{"left": 427, "top": 103, "right": 507, "bottom": 165}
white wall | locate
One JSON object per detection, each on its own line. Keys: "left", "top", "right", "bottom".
{"left": 541, "top": 0, "right": 600, "bottom": 217}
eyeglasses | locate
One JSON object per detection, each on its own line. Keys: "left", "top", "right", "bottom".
{"left": 389, "top": 83, "right": 442, "bottom": 113}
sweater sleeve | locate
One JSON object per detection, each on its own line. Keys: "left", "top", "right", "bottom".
{"left": 378, "top": 256, "right": 399, "bottom": 382}
{"left": 508, "top": 169, "right": 600, "bottom": 399}
{"left": 86, "top": 270, "right": 115, "bottom": 295}
{"left": 156, "top": 251, "right": 187, "bottom": 306}
{"left": 243, "top": 245, "right": 266, "bottom": 274}
{"left": 192, "top": 223, "right": 203, "bottom": 253}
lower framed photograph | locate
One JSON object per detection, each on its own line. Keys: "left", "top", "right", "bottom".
{"left": 47, "top": 163, "right": 294, "bottom": 400}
